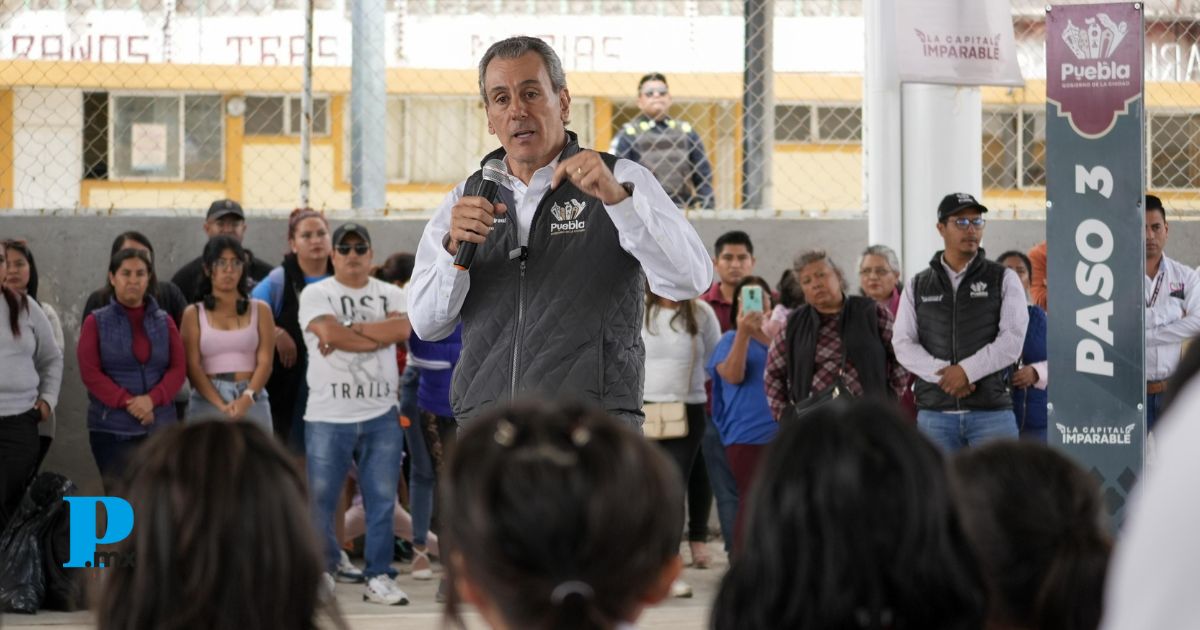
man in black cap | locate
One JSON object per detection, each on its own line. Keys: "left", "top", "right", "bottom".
{"left": 170, "top": 199, "right": 274, "bottom": 302}
{"left": 892, "top": 192, "right": 1029, "bottom": 451}
{"left": 296, "top": 222, "right": 413, "bottom": 605}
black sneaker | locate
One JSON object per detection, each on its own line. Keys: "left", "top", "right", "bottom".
{"left": 393, "top": 538, "right": 414, "bottom": 563}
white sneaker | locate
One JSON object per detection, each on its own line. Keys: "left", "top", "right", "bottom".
{"left": 320, "top": 572, "right": 336, "bottom": 601}
{"left": 411, "top": 547, "right": 434, "bottom": 581}
{"left": 336, "top": 550, "right": 364, "bottom": 583}
{"left": 363, "top": 574, "right": 410, "bottom": 605}
{"left": 670, "top": 579, "right": 693, "bottom": 598}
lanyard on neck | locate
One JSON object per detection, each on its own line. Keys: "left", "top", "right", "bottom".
{"left": 1147, "top": 270, "right": 1166, "bottom": 308}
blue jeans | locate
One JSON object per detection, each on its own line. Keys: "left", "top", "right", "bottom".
{"left": 89, "top": 431, "right": 148, "bottom": 493}
{"left": 306, "top": 408, "right": 404, "bottom": 578}
{"left": 917, "top": 409, "right": 1018, "bottom": 452}
{"left": 187, "top": 378, "right": 273, "bottom": 433}
{"left": 399, "top": 365, "right": 434, "bottom": 547}
{"left": 1146, "top": 392, "right": 1164, "bottom": 432}
{"left": 701, "top": 414, "right": 739, "bottom": 552}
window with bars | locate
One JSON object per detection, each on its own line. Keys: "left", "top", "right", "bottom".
{"left": 773, "top": 104, "right": 862, "bottom": 143}
{"left": 982, "top": 108, "right": 1045, "bottom": 190}
{"left": 343, "top": 95, "right": 593, "bottom": 184}
{"left": 244, "top": 95, "right": 330, "bottom": 136}
{"left": 83, "top": 92, "right": 223, "bottom": 181}
{"left": 1150, "top": 113, "right": 1200, "bottom": 189}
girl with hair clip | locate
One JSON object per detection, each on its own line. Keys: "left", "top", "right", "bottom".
{"left": 181, "top": 235, "right": 276, "bottom": 432}
{"left": 4, "top": 239, "right": 65, "bottom": 469}
{"left": 952, "top": 441, "right": 1110, "bottom": 630}
{"left": 443, "top": 402, "right": 685, "bottom": 630}
{"left": 712, "top": 399, "right": 986, "bottom": 630}
{"left": 0, "top": 240, "right": 63, "bottom": 528}
{"left": 95, "top": 421, "right": 348, "bottom": 630}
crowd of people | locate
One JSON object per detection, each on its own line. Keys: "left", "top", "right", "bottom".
{"left": 0, "top": 33, "right": 1194, "bottom": 630}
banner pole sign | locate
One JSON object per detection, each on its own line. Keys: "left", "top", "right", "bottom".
{"left": 1045, "top": 2, "right": 1145, "bottom": 529}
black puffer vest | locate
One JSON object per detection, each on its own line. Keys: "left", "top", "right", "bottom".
{"left": 786, "top": 295, "right": 891, "bottom": 402}
{"left": 451, "top": 133, "right": 646, "bottom": 422}
{"left": 912, "top": 249, "right": 1011, "bottom": 411}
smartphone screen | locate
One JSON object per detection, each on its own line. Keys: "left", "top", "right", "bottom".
{"left": 741, "top": 285, "right": 764, "bottom": 313}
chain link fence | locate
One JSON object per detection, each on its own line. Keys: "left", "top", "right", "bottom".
{"left": 989, "top": 0, "right": 1200, "bottom": 215}
{"left": 2, "top": 0, "right": 1197, "bottom": 217}
{"left": 0, "top": 0, "right": 867, "bottom": 216}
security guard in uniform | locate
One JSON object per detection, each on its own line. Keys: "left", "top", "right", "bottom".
{"left": 610, "top": 72, "right": 715, "bottom": 209}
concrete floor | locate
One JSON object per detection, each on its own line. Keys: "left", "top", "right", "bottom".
{"left": 0, "top": 541, "right": 725, "bottom": 630}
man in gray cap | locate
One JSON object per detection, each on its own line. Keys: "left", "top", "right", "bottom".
{"left": 893, "top": 192, "right": 1029, "bottom": 451}
{"left": 170, "top": 199, "right": 274, "bottom": 302}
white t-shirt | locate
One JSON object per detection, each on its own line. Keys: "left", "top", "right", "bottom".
{"left": 298, "top": 276, "right": 407, "bottom": 423}
{"left": 641, "top": 300, "right": 720, "bottom": 404}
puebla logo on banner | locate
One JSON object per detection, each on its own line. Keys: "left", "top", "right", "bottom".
{"left": 1048, "top": 4, "right": 1142, "bottom": 138}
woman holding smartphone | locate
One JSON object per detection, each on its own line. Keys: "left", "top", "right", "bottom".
{"left": 764, "top": 250, "right": 909, "bottom": 423}
{"left": 641, "top": 288, "right": 720, "bottom": 595}
{"left": 707, "top": 275, "right": 777, "bottom": 550}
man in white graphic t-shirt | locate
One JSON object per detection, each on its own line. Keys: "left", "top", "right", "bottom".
{"left": 298, "top": 222, "right": 412, "bottom": 605}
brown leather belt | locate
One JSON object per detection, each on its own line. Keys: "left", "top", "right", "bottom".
{"left": 1147, "top": 380, "right": 1168, "bottom": 395}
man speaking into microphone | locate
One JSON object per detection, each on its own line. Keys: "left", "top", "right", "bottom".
{"left": 408, "top": 36, "right": 711, "bottom": 429}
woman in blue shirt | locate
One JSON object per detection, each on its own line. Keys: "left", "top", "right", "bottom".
{"left": 707, "top": 275, "right": 778, "bottom": 551}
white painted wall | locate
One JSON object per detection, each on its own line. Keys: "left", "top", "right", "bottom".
{"left": 13, "top": 87, "right": 82, "bottom": 210}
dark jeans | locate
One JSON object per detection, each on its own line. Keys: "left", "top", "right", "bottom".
{"left": 88, "top": 431, "right": 148, "bottom": 493}
{"left": 725, "top": 443, "right": 768, "bottom": 554}
{"left": 0, "top": 408, "right": 40, "bottom": 528}
{"left": 1147, "top": 392, "right": 1164, "bottom": 432}
{"left": 656, "top": 403, "right": 710, "bottom": 542}
{"left": 701, "top": 415, "right": 739, "bottom": 551}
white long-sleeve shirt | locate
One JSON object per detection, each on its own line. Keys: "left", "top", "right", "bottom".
{"left": 642, "top": 301, "right": 721, "bottom": 404}
{"left": 893, "top": 254, "right": 1029, "bottom": 386}
{"left": 408, "top": 151, "right": 712, "bottom": 341}
{"left": 1145, "top": 254, "right": 1200, "bottom": 381}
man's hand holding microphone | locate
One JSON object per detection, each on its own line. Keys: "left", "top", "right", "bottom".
{"left": 446, "top": 152, "right": 631, "bottom": 271}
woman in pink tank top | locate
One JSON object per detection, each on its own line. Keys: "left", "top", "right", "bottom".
{"left": 180, "top": 236, "right": 276, "bottom": 431}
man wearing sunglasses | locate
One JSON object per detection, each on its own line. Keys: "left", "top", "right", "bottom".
{"left": 297, "top": 222, "right": 413, "bottom": 605}
{"left": 609, "top": 72, "right": 715, "bottom": 210}
{"left": 893, "top": 192, "right": 1029, "bottom": 451}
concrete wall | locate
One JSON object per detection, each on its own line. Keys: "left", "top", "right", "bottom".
{"left": 0, "top": 214, "right": 1188, "bottom": 494}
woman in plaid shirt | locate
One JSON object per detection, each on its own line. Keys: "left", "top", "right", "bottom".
{"left": 764, "top": 250, "right": 908, "bottom": 422}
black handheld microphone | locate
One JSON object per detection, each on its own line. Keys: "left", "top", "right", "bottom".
{"left": 453, "top": 159, "right": 508, "bottom": 271}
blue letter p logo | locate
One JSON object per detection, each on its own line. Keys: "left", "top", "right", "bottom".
{"left": 63, "top": 497, "right": 134, "bottom": 568}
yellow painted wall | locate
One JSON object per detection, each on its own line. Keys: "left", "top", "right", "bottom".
{"left": 85, "top": 184, "right": 227, "bottom": 209}
{"left": 773, "top": 150, "right": 863, "bottom": 212}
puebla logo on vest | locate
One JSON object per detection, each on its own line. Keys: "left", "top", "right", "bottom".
{"left": 549, "top": 199, "right": 587, "bottom": 236}
{"left": 969, "top": 281, "right": 988, "bottom": 298}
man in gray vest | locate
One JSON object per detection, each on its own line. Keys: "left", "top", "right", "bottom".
{"left": 892, "top": 193, "right": 1029, "bottom": 451}
{"left": 408, "top": 37, "right": 711, "bottom": 429}
{"left": 610, "top": 72, "right": 715, "bottom": 209}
